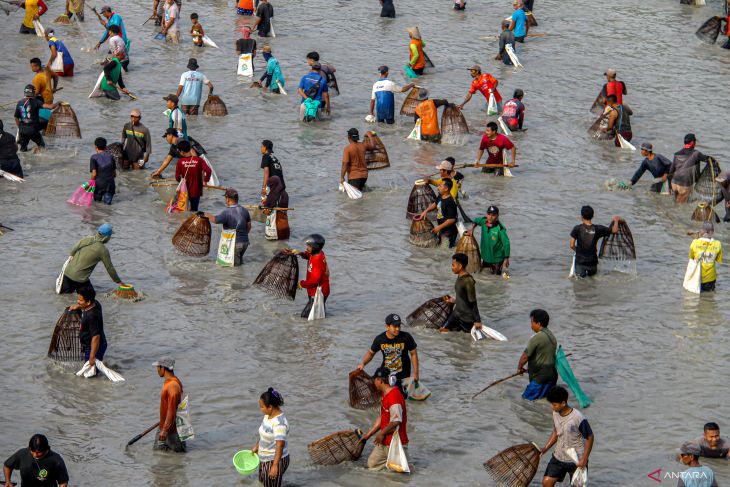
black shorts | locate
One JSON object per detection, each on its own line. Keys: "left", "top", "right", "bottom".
{"left": 443, "top": 313, "right": 472, "bottom": 332}
{"left": 348, "top": 178, "right": 367, "bottom": 190}
{"left": 482, "top": 262, "right": 502, "bottom": 274}
{"left": 60, "top": 275, "right": 93, "bottom": 294}
{"left": 544, "top": 455, "right": 577, "bottom": 482}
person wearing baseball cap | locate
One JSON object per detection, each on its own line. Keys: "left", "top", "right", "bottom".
{"left": 357, "top": 313, "right": 419, "bottom": 391}
{"left": 175, "top": 58, "right": 214, "bottom": 116}
{"left": 425, "top": 159, "right": 460, "bottom": 200}
{"left": 153, "top": 358, "right": 186, "bottom": 452}
{"left": 203, "top": 188, "right": 252, "bottom": 266}
{"left": 668, "top": 133, "right": 713, "bottom": 204}
{"left": 94, "top": 5, "right": 128, "bottom": 51}
{"left": 624, "top": 141, "right": 671, "bottom": 191}
{"left": 468, "top": 205, "right": 511, "bottom": 276}
{"left": 163, "top": 93, "right": 187, "bottom": 139}
{"left": 360, "top": 365, "right": 409, "bottom": 470}
{"left": 59, "top": 224, "right": 127, "bottom": 294}
{"left": 341, "top": 128, "right": 377, "bottom": 190}
{"left": 677, "top": 441, "right": 717, "bottom": 487}
{"left": 121, "top": 108, "right": 151, "bottom": 170}
{"left": 458, "top": 65, "right": 501, "bottom": 112}
{"left": 151, "top": 129, "right": 207, "bottom": 178}
{"left": 689, "top": 221, "right": 723, "bottom": 293}
{"left": 369, "top": 65, "right": 415, "bottom": 124}
{"left": 599, "top": 68, "right": 626, "bottom": 106}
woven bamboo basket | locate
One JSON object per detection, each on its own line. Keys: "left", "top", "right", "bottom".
{"left": 252, "top": 251, "right": 299, "bottom": 300}
{"left": 599, "top": 220, "right": 636, "bottom": 261}
{"left": 53, "top": 14, "right": 71, "bottom": 24}
{"left": 106, "top": 142, "right": 125, "bottom": 169}
{"left": 409, "top": 217, "right": 438, "bottom": 248}
{"left": 691, "top": 203, "right": 721, "bottom": 224}
{"left": 406, "top": 296, "right": 453, "bottom": 329}
{"left": 456, "top": 233, "right": 481, "bottom": 273}
{"left": 45, "top": 103, "right": 81, "bottom": 138}
{"left": 691, "top": 158, "right": 721, "bottom": 203}
{"left": 441, "top": 105, "right": 469, "bottom": 145}
{"left": 696, "top": 16, "right": 722, "bottom": 44}
{"left": 400, "top": 86, "right": 421, "bottom": 116}
{"left": 348, "top": 370, "right": 379, "bottom": 410}
{"left": 365, "top": 133, "right": 390, "bottom": 171}
{"left": 172, "top": 213, "right": 211, "bottom": 256}
{"left": 203, "top": 95, "right": 228, "bottom": 116}
{"left": 114, "top": 284, "right": 139, "bottom": 300}
{"left": 406, "top": 180, "right": 437, "bottom": 219}
{"left": 308, "top": 429, "right": 364, "bottom": 465}
{"left": 48, "top": 308, "right": 84, "bottom": 363}
{"left": 484, "top": 443, "right": 540, "bottom": 487}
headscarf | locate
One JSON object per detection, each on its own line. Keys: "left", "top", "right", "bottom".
{"left": 407, "top": 26, "right": 421, "bottom": 40}
{"left": 264, "top": 176, "right": 288, "bottom": 209}
{"left": 242, "top": 26, "right": 251, "bottom": 39}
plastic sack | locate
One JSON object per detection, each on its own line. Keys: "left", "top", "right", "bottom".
{"left": 270, "top": 20, "right": 276, "bottom": 38}
{"left": 202, "top": 35, "right": 218, "bottom": 48}
{"left": 471, "top": 325, "right": 508, "bottom": 342}
{"left": 683, "top": 259, "right": 701, "bottom": 294}
{"left": 56, "top": 257, "right": 71, "bottom": 294}
{"left": 95, "top": 360, "right": 125, "bottom": 382}
{"left": 386, "top": 428, "right": 410, "bottom": 473}
{"left": 216, "top": 229, "right": 236, "bottom": 267}
{"left": 404, "top": 64, "right": 418, "bottom": 79}
{"left": 68, "top": 180, "right": 95, "bottom": 206}
{"left": 502, "top": 152, "right": 514, "bottom": 178}
{"left": 569, "top": 255, "right": 576, "bottom": 278}
{"left": 50, "top": 53, "right": 64, "bottom": 73}
{"left": 407, "top": 120, "right": 422, "bottom": 140}
{"left": 308, "top": 286, "right": 326, "bottom": 321}
{"left": 487, "top": 92, "right": 498, "bottom": 116}
{"left": 497, "top": 116, "right": 512, "bottom": 136}
{"left": 34, "top": 18, "right": 45, "bottom": 37}
{"left": 201, "top": 155, "right": 220, "bottom": 188}
{"left": 339, "top": 181, "right": 363, "bottom": 200}
{"left": 456, "top": 221, "right": 468, "bottom": 238}
{"left": 617, "top": 133, "right": 636, "bottom": 151}
{"left": 237, "top": 53, "right": 253, "bottom": 76}
{"left": 566, "top": 448, "right": 587, "bottom": 487}
{"left": 176, "top": 395, "right": 195, "bottom": 441}
{"left": 402, "top": 378, "right": 431, "bottom": 401}
{"left": 505, "top": 44, "right": 523, "bottom": 67}
{"left": 265, "top": 210, "right": 278, "bottom": 240}
{"left": 365, "top": 114, "right": 376, "bottom": 123}
{"left": 276, "top": 81, "right": 288, "bottom": 95}
{"left": 556, "top": 345, "right": 592, "bottom": 408}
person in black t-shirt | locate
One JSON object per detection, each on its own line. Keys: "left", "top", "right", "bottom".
{"left": 260, "top": 139, "right": 285, "bottom": 196}
{"left": 420, "top": 179, "right": 458, "bottom": 248}
{"left": 14, "top": 85, "right": 45, "bottom": 152}
{"left": 252, "top": 0, "right": 274, "bottom": 37}
{"left": 569, "top": 205, "right": 619, "bottom": 278}
{"left": 69, "top": 286, "right": 108, "bottom": 367}
{"left": 151, "top": 128, "right": 206, "bottom": 178}
{"left": 235, "top": 26, "right": 257, "bottom": 56}
{"left": 3, "top": 434, "right": 69, "bottom": 487}
{"left": 0, "top": 119, "right": 23, "bottom": 178}
{"left": 90, "top": 137, "right": 116, "bottom": 205}
{"left": 357, "top": 313, "right": 419, "bottom": 383}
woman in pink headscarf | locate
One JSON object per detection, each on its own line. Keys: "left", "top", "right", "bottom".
{"left": 237, "top": 0, "right": 254, "bottom": 15}
{"left": 235, "top": 26, "right": 257, "bottom": 72}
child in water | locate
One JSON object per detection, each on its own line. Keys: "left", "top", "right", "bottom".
{"left": 190, "top": 13, "right": 204, "bottom": 47}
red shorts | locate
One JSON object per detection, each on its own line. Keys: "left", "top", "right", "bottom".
{"left": 55, "top": 64, "right": 75, "bottom": 77}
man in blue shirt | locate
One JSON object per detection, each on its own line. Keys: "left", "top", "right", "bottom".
{"left": 628, "top": 142, "right": 672, "bottom": 192}
{"left": 297, "top": 62, "right": 331, "bottom": 120}
{"left": 369, "top": 66, "right": 415, "bottom": 124}
{"left": 509, "top": 0, "right": 527, "bottom": 43}
{"left": 46, "top": 29, "right": 75, "bottom": 77}
{"left": 175, "top": 58, "right": 214, "bottom": 115}
{"left": 94, "top": 5, "right": 129, "bottom": 51}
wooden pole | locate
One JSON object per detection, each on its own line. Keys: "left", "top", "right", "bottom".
{"left": 126, "top": 422, "right": 160, "bottom": 447}
{"left": 472, "top": 354, "right": 572, "bottom": 399}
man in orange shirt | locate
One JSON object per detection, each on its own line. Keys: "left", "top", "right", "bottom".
{"left": 457, "top": 65, "right": 501, "bottom": 112}
{"left": 153, "top": 358, "right": 185, "bottom": 452}
{"left": 414, "top": 89, "right": 451, "bottom": 143}
{"left": 407, "top": 26, "right": 426, "bottom": 75}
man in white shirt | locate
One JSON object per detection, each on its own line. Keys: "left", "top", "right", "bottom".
{"left": 175, "top": 58, "right": 214, "bottom": 115}
{"left": 369, "top": 66, "right": 414, "bottom": 125}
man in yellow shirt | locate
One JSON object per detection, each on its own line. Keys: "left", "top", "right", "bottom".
{"left": 426, "top": 159, "right": 460, "bottom": 200}
{"left": 19, "top": 0, "right": 46, "bottom": 34}
{"left": 30, "top": 58, "right": 58, "bottom": 108}
{"left": 689, "top": 222, "right": 722, "bottom": 292}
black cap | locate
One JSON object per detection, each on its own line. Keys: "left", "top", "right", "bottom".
{"left": 163, "top": 127, "right": 178, "bottom": 138}
{"left": 347, "top": 128, "right": 359, "bottom": 140}
{"left": 487, "top": 205, "right": 499, "bottom": 214}
{"left": 372, "top": 367, "right": 391, "bottom": 380}
{"left": 684, "top": 133, "right": 696, "bottom": 145}
{"left": 385, "top": 314, "right": 402, "bottom": 326}
{"left": 378, "top": 65, "right": 389, "bottom": 74}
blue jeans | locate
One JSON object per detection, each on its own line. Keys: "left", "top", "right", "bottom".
{"left": 522, "top": 380, "right": 555, "bottom": 400}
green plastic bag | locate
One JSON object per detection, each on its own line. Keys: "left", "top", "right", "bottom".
{"left": 404, "top": 64, "right": 418, "bottom": 79}
{"left": 556, "top": 345, "right": 592, "bottom": 408}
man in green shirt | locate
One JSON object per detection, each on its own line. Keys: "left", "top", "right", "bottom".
{"left": 517, "top": 309, "right": 557, "bottom": 400}
{"left": 468, "top": 205, "right": 510, "bottom": 276}
{"left": 59, "top": 224, "right": 126, "bottom": 293}
{"left": 441, "top": 253, "right": 483, "bottom": 333}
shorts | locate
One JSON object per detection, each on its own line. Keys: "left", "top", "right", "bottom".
{"left": 453, "top": 2, "right": 466, "bottom": 10}
{"left": 421, "top": 134, "right": 442, "bottom": 143}
{"left": 443, "top": 313, "right": 472, "bottom": 332}
{"left": 482, "top": 262, "right": 502, "bottom": 274}
{"left": 55, "top": 64, "right": 75, "bottom": 77}
{"left": 259, "top": 455, "right": 290, "bottom": 487}
{"left": 83, "top": 340, "right": 107, "bottom": 361}
{"left": 59, "top": 275, "right": 93, "bottom": 294}
{"left": 522, "top": 380, "right": 555, "bottom": 400}
{"left": 181, "top": 105, "right": 199, "bottom": 115}
{"left": 613, "top": 131, "right": 633, "bottom": 146}
{"left": 233, "top": 242, "right": 250, "bottom": 266}
{"left": 19, "top": 24, "right": 34, "bottom": 34}
{"left": 439, "top": 228, "right": 458, "bottom": 248}
{"left": 368, "top": 443, "right": 409, "bottom": 470}
{"left": 0, "top": 157, "right": 23, "bottom": 178}
{"left": 701, "top": 280, "right": 716, "bottom": 292}
{"left": 154, "top": 429, "right": 186, "bottom": 452}
{"left": 413, "top": 67, "right": 425, "bottom": 75}
{"left": 103, "top": 88, "right": 121, "bottom": 101}
{"left": 671, "top": 183, "right": 691, "bottom": 203}
{"left": 544, "top": 455, "right": 578, "bottom": 482}
{"left": 574, "top": 263, "right": 597, "bottom": 278}
{"left": 515, "top": 35, "right": 525, "bottom": 43}
{"left": 237, "top": 8, "right": 254, "bottom": 14}
{"left": 348, "top": 178, "right": 367, "bottom": 191}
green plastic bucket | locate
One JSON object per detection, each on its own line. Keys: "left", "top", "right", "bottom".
{"left": 233, "top": 450, "right": 260, "bottom": 476}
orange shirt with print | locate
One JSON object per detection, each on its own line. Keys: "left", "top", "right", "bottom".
{"left": 469, "top": 73, "right": 501, "bottom": 103}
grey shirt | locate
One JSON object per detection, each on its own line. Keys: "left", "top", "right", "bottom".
{"left": 552, "top": 408, "right": 593, "bottom": 463}
{"left": 215, "top": 205, "right": 251, "bottom": 244}
{"left": 499, "top": 30, "right": 515, "bottom": 56}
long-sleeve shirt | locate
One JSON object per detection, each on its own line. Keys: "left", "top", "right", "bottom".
{"left": 64, "top": 234, "right": 121, "bottom": 283}
{"left": 99, "top": 12, "right": 128, "bottom": 44}
{"left": 299, "top": 251, "right": 330, "bottom": 297}
{"left": 630, "top": 154, "right": 672, "bottom": 185}
{"left": 668, "top": 148, "right": 710, "bottom": 187}
{"left": 159, "top": 376, "right": 183, "bottom": 433}
{"left": 454, "top": 273, "right": 480, "bottom": 322}
{"left": 473, "top": 218, "right": 510, "bottom": 264}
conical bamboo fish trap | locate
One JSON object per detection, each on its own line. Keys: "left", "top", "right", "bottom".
{"left": 203, "top": 95, "right": 228, "bottom": 116}
{"left": 456, "top": 234, "right": 481, "bottom": 273}
{"left": 106, "top": 142, "right": 125, "bottom": 169}
{"left": 54, "top": 14, "right": 71, "bottom": 24}
{"left": 691, "top": 158, "right": 721, "bottom": 203}
{"left": 406, "top": 296, "right": 453, "bottom": 329}
{"left": 308, "top": 429, "right": 365, "bottom": 465}
{"left": 348, "top": 369, "right": 379, "bottom": 410}
{"left": 696, "top": 16, "right": 722, "bottom": 44}
{"left": 252, "top": 251, "right": 299, "bottom": 300}
{"left": 441, "top": 105, "right": 469, "bottom": 145}
{"left": 406, "top": 180, "right": 437, "bottom": 219}
{"left": 400, "top": 86, "right": 421, "bottom": 116}
{"left": 484, "top": 443, "right": 540, "bottom": 487}
{"left": 409, "top": 217, "right": 438, "bottom": 248}
{"left": 172, "top": 213, "right": 211, "bottom": 256}
{"left": 365, "top": 133, "right": 390, "bottom": 170}
{"left": 599, "top": 220, "right": 636, "bottom": 261}
{"left": 45, "top": 103, "right": 81, "bottom": 138}
{"left": 691, "top": 203, "right": 721, "bottom": 223}
{"left": 48, "top": 308, "right": 84, "bottom": 363}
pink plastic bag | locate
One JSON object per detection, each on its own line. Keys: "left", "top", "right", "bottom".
{"left": 68, "top": 180, "right": 95, "bottom": 206}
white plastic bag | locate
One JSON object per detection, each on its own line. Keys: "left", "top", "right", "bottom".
{"left": 497, "top": 116, "right": 512, "bottom": 136}
{"left": 176, "top": 395, "right": 195, "bottom": 441}
{"left": 276, "top": 80, "right": 287, "bottom": 95}
{"left": 56, "top": 257, "right": 71, "bottom": 294}
{"left": 683, "top": 258, "right": 701, "bottom": 294}
{"left": 216, "top": 229, "right": 236, "bottom": 267}
{"left": 471, "top": 325, "right": 508, "bottom": 342}
{"left": 569, "top": 255, "right": 576, "bottom": 278}
{"left": 95, "top": 360, "right": 125, "bottom": 382}
{"left": 201, "top": 155, "right": 220, "bottom": 187}
{"left": 307, "top": 286, "right": 326, "bottom": 321}
{"left": 76, "top": 361, "right": 95, "bottom": 377}
{"left": 402, "top": 378, "right": 431, "bottom": 401}
{"left": 566, "top": 448, "right": 587, "bottom": 487}
{"left": 237, "top": 53, "right": 253, "bottom": 76}
{"left": 365, "top": 114, "right": 376, "bottom": 123}
{"left": 50, "top": 53, "right": 64, "bottom": 73}
{"left": 487, "top": 92, "right": 498, "bottom": 116}
{"left": 339, "top": 181, "right": 363, "bottom": 200}
{"left": 264, "top": 210, "right": 278, "bottom": 240}
{"left": 456, "top": 221, "right": 468, "bottom": 238}
{"left": 617, "top": 133, "right": 636, "bottom": 151}
{"left": 201, "top": 35, "right": 218, "bottom": 48}
{"left": 33, "top": 18, "right": 45, "bottom": 37}
{"left": 269, "top": 20, "right": 276, "bottom": 38}
{"left": 386, "top": 428, "right": 410, "bottom": 473}
{"left": 505, "top": 44, "right": 523, "bottom": 68}
{"left": 407, "top": 120, "right": 422, "bottom": 140}
{"left": 502, "top": 152, "right": 514, "bottom": 178}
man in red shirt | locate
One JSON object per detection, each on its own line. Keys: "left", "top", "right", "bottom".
{"left": 457, "top": 65, "right": 501, "bottom": 112}
{"left": 599, "top": 68, "right": 626, "bottom": 106}
{"left": 174, "top": 139, "right": 211, "bottom": 211}
{"left": 475, "top": 121, "right": 516, "bottom": 176}
{"left": 362, "top": 367, "right": 409, "bottom": 471}
{"left": 288, "top": 234, "right": 330, "bottom": 318}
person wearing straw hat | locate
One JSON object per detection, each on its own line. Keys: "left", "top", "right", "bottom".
{"left": 204, "top": 188, "right": 251, "bottom": 266}
{"left": 121, "top": 109, "right": 151, "bottom": 170}
{"left": 413, "top": 89, "right": 450, "bottom": 143}
{"left": 370, "top": 66, "right": 415, "bottom": 124}
{"left": 406, "top": 26, "right": 426, "bottom": 75}
{"left": 668, "top": 134, "right": 712, "bottom": 204}
{"left": 3, "top": 434, "right": 69, "bottom": 487}
{"left": 713, "top": 171, "right": 730, "bottom": 222}
{"left": 457, "top": 65, "right": 502, "bottom": 113}
{"left": 602, "top": 95, "right": 633, "bottom": 147}
{"left": 361, "top": 366, "right": 409, "bottom": 470}
{"left": 176, "top": 58, "right": 214, "bottom": 116}
{"left": 623, "top": 142, "right": 672, "bottom": 192}
{"left": 689, "top": 222, "right": 722, "bottom": 292}
{"left": 153, "top": 358, "right": 185, "bottom": 452}
{"left": 0, "top": 120, "right": 23, "bottom": 178}
{"left": 539, "top": 386, "right": 594, "bottom": 487}
{"left": 45, "top": 29, "right": 75, "bottom": 77}
{"left": 357, "top": 313, "right": 419, "bottom": 390}
{"left": 676, "top": 442, "right": 718, "bottom": 487}
{"left": 60, "top": 224, "right": 126, "bottom": 293}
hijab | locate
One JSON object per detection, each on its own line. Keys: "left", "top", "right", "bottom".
{"left": 264, "top": 176, "right": 288, "bottom": 209}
